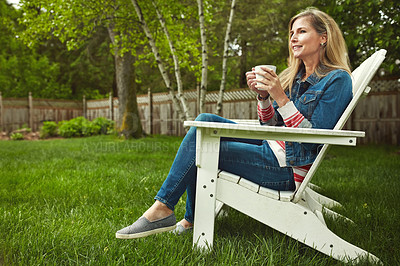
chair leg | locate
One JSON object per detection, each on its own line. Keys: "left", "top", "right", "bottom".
{"left": 308, "top": 182, "right": 322, "bottom": 190}
{"left": 304, "top": 188, "right": 354, "bottom": 224}
{"left": 292, "top": 207, "right": 380, "bottom": 263}
{"left": 306, "top": 186, "right": 342, "bottom": 208}
{"left": 323, "top": 207, "right": 354, "bottom": 224}
{"left": 192, "top": 131, "right": 220, "bottom": 250}
{"left": 215, "top": 200, "right": 224, "bottom": 218}
{"left": 216, "top": 178, "right": 381, "bottom": 263}
{"left": 192, "top": 169, "right": 218, "bottom": 250}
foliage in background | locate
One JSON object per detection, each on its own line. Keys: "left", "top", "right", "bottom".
{"left": 1, "top": 0, "right": 398, "bottom": 101}
{"left": 315, "top": 0, "right": 400, "bottom": 76}
{"left": 0, "top": 0, "right": 70, "bottom": 99}
{"left": 40, "top": 116, "right": 115, "bottom": 139}
{"left": 53, "top": 27, "right": 116, "bottom": 99}
{"left": 14, "top": 0, "right": 150, "bottom": 137}
{"left": 0, "top": 0, "right": 115, "bottom": 99}
{"left": 133, "top": 0, "right": 204, "bottom": 93}
{"left": 227, "top": 0, "right": 315, "bottom": 88}
{"left": 58, "top": 117, "right": 87, "bottom": 138}
{"left": 39, "top": 121, "right": 58, "bottom": 139}
{"left": 7, "top": 124, "right": 32, "bottom": 140}
{"left": 9, "top": 132, "right": 23, "bottom": 140}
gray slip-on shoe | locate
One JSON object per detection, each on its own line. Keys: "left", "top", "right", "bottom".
{"left": 171, "top": 222, "right": 193, "bottom": 235}
{"left": 116, "top": 213, "right": 176, "bottom": 239}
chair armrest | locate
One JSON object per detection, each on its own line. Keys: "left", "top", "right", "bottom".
{"left": 184, "top": 121, "right": 364, "bottom": 146}
{"left": 229, "top": 119, "right": 259, "bottom": 125}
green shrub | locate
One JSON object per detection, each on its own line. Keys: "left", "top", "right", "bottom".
{"left": 58, "top": 117, "right": 115, "bottom": 138}
{"left": 39, "top": 121, "right": 58, "bottom": 139}
{"left": 58, "top": 116, "right": 88, "bottom": 138}
{"left": 10, "top": 132, "right": 24, "bottom": 140}
{"left": 81, "top": 117, "right": 115, "bottom": 136}
{"left": 81, "top": 119, "right": 96, "bottom": 137}
{"left": 92, "top": 117, "right": 115, "bottom": 135}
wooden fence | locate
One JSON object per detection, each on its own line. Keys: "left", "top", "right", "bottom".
{"left": 0, "top": 78, "right": 399, "bottom": 144}
{"left": 0, "top": 92, "right": 83, "bottom": 132}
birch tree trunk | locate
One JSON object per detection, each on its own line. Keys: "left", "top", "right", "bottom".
{"left": 197, "top": 0, "right": 208, "bottom": 114}
{"left": 216, "top": 0, "right": 237, "bottom": 116}
{"left": 107, "top": 23, "right": 143, "bottom": 139}
{"left": 130, "top": 0, "right": 184, "bottom": 122}
{"left": 152, "top": 0, "right": 192, "bottom": 121}
{"left": 239, "top": 38, "right": 248, "bottom": 88}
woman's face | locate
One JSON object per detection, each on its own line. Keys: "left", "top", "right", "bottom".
{"left": 290, "top": 17, "right": 326, "bottom": 64}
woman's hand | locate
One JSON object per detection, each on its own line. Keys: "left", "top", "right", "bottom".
{"left": 246, "top": 68, "right": 270, "bottom": 98}
{"left": 253, "top": 66, "right": 290, "bottom": 107}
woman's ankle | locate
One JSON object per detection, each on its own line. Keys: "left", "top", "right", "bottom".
{"left": 143, "top": 201, "right": 173, "bottom": 222}
{"left": 179, "top": 219, "right": 193, "bottom": 229}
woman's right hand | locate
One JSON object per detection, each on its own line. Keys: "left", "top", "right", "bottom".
{"left": 246, "top": 68, "right": 270, "bottom": 98}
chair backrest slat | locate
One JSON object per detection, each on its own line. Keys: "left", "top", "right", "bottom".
{"left": 334, "top": 49, "right": 387, "bottom": 130}
{"left": 292, "top": 49, "right": 387, "bottom": 203}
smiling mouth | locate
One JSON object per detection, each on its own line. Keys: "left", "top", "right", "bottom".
{"left": 292, "top": 45, "right": 302, "bottom": 51}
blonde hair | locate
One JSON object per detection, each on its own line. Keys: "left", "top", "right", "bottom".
{"left": 279, "top": 7, "right": 351, "bottom": 92}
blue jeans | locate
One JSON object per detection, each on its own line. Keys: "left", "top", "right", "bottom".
{"left": 154, "top": 113, "right": 295, "bottom": 223}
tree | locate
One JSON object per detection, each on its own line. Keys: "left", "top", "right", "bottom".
{"left": 131, "top": 0, "right": 185, "bottom": 123}
{"left": 315, "top": 0, "right": 400, "bottom": 76}
{"left": 152, "top": 0, "right": 192, "bottom": 121}
{"left": 197, "top": 0, "right": 209, "bottom": 114}
{"left": 18, "top": 0, "right": 143, "bottom": 138}
{"left": 216, "top": 0, "right": 237, "bottom": 116}
{"left": 0, "top": 0, "right": 70, "bottom": 99}
{"left": 107, "top": 21, "right": 143, "bottom": 138}
{"left": 135, "top": 0, "right": 237, "bottom": 117}
{"left": 60, "top": 27, "right": 115, "bottom": 99}
{"left": 2, "top": 0, "right": 115, "bottom": 100}
{"left": 131, "top": 0, "right": 218, "bottom": 120}
{"left": 230, "top": 0, "right": 314, "bottom": 88}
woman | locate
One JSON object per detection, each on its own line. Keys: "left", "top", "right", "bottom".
{"left": 116, "top": 7, "right": 353, "bottom": 239}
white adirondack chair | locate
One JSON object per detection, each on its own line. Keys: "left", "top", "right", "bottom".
{"left": 183, "top": 49, "right": 386, "bottom": 263}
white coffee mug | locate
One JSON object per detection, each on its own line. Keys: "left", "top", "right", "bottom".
{"left": 255, "top": 65, "right": 276, "bottom": 88}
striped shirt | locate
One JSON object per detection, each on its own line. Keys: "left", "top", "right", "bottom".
{"left": 257, "top": 98, "right": 312, "bottom": 190}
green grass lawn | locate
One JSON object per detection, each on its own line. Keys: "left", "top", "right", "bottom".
{"left": 1, "top": 135, "right": 399, "bottom": 265}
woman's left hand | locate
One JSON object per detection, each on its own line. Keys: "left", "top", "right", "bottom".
{"left": 254, "top": 66, "right": 290, "bottom": 107}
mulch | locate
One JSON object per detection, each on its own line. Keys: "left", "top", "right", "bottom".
{"left": 1, "top": 129, "right": 40, "bottom": 141}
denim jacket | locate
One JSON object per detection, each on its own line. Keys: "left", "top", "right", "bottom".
{"left": 263, "top": 68, "right": 352, "bottom": 166}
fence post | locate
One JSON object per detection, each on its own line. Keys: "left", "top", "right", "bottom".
{"left": 109, "top": 91, "right": 113, "bottom": 121}
{"left": 82, "top": 95, "right": 87, "bottom": 119}
{"left": 28, "top": 92, "right": 33, "bottom": 130}
{"left": 148, "top": 88, "right": 153, "bottom": 135}
{"left": 0, "top": 92, "right": 3, "bottom": 131}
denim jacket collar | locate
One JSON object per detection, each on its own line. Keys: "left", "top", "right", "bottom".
{"left": 295, "top": 66, "right": 321, "bottom": 86}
